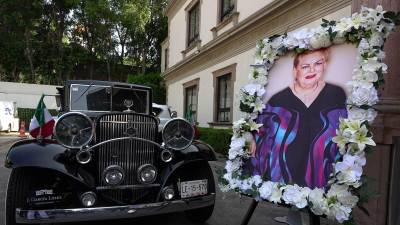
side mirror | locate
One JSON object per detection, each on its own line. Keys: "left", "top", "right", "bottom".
{"left": 170, "top": 111, "right": 177, "bottom": 118}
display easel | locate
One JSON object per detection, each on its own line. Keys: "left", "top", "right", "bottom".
{"left": 240, "top": 199, "right": 320, "bottom": 225}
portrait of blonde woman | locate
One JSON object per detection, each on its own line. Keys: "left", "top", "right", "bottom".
{"left": 247, "top": 47, "right": 348, "bottom": 189}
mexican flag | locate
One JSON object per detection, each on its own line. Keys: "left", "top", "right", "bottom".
{"left": 29, "top": 95, "right": 55, "bottom": 138}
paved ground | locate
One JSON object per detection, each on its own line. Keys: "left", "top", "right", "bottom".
{"left": 0, "top": 134, "right": 337, "bottom": 225}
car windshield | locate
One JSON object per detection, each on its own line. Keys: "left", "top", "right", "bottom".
{"left": 70, "top": 84, "right": 111, "bottom": 111}
{"left": 69, "top": 84, "right": 150, "bottom": 113}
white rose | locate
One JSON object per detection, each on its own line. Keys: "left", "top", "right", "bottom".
{"left": 228, "top": 137, "right": 246, "bottom": 159}
{"left": 240, "top": 178, "right": 253, "bottom": 190}
{"left": 334, "top": 17, "right": 353, "bottom": 33}
{"left": 252, "top": 175, "right": 263, "bottom": 187}
{"left": 242, "top": 84, "right": 266, "bottom": 97}
{"left": 271, "top": 36, "right": 284, "bottom": 49}
{"left": 259, "top": 181, "right": 274, "bottom": 199}
{"left": 347, "top": 85, "right": 379, "bottom": 106}
{"left": 347, "top": 106, "right": 377, "bottom": 123}
{"left": 268, "top": 183, "right": 283, "bottom": 203}
{"left": 309, "top": 33, "right": 331, "bottom": 49}
{"left": 358, "top": 38, "right": 370, "bottom": 53}
{"left": 361, "top": 58, "right": 388, "bottom": 73}
{"left": 282, "top": 184, "right": 310, "bottom": 208}
{"left": 327, "top": 184, "right": 359, "bottom": 208}
{"left": 309, "top": 188, "right": 328, "bottom": 215}
{"left": 369, "top": 32, "right": 384, "bottom": 47}
{"left": 225, "top": 159, "right": 241, "bottom": 173}
{"left": 328, "top": 203, "right": 352, "bottom": 223}
{"left": 335, "top": 154, "right": 364, "bottom": 184}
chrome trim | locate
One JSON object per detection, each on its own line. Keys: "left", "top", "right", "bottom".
{"left": 16, "top": 194, "right": 215, "bottom": 224}
{"left": 86, "top": 137, "right": 161, "bottom": 151}
{"left": 76, "top": 149, "right": 92, "bottom": 164}
{"left": 160, "top": 149, "right": 173, "bottom": 162}
{"left": 161, "top": 118, "right": 194, "bottom": 150}
{"left": 53, "top": 112, "right": 95, "bottom": 149}
{"left": 80, "top": 192, "right": 97, "bottom": 207}
{"left": 96, "top": 184, "right": 160, "bottom": 190}
{"left": 96, "top": 113, "right": 158, "bottom": 202}
{"left": 103, "top": 165, "right": 125, "bottom": 186}
{"left": 137, "top": 164, "right": 157, "bottom": 184}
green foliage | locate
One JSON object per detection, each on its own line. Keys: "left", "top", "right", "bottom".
{"left": 197, "top": 127, "right": 232, "bottom": 156}
{"left": 0, "top": 0, "right": 167, "bottom": 84}
{"left": 127, "top": 72, "right": 166, "bottom": 104}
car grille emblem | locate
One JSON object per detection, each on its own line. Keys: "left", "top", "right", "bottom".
{"left": 125, "top": 126, "right": 136, "bottom": 137}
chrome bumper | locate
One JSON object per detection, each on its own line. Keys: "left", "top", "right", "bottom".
{"left": 16, "top": 193, "right": 215, "bottom": 224}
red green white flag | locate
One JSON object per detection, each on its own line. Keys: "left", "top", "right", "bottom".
{"left": 29, "top": 95, "right": 55, "bottom": 138}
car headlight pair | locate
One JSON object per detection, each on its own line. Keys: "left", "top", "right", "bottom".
{"left": 102, "top": 164, "right": 157, "bottom": 186}
{"left": 162, "top": 118, "right": 195, "bottom": 151}
{"left": 55, "top": 113, "right": 195, "bottom": 155}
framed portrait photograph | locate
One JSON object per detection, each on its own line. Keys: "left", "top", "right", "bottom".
{"left": 246, "top": 44, "right": 357, "bottom": 189}
{"left": 221, "top": 6, "right": 399, "bottom": 223}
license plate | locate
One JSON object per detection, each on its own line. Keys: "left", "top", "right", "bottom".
{"left": 180, "top": 179, "right": 208, "bottom": 198}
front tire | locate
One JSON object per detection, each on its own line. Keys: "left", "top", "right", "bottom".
{"left": 5, "top": 169, "right": 37, "bottom": 225}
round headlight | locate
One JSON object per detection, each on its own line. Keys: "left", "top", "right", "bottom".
{"left": 137, "top": 164, "right": 157, "bottom": 184}
{"left": 54, "top": 112, "right": 94, "bottom": 148}
{"left": 162, "top": 118, "right": 194, "bottom": 150}
{"left": 103, "top": 165, "right": 125, "bottom": 186}
{"left": 80, "top": 192, "right": 96, "bottom": 207}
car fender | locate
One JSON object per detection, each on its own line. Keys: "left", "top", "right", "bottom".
{"left": 5, "top": 139, "right": 92, "bottom": 188}
{"left": 180, "top": 140, "right": 217, "bottom": 161}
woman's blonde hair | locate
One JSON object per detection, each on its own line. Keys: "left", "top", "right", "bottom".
{"left": 293, "top": 48, "right": 330, "bottom": 68}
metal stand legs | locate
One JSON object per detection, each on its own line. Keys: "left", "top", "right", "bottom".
{"left": 240, "top": 199, "right": 259, "bottom": 225}
{"left": 239, "top": 198, "right": 321, "bottom": 225}
{"left": 309, "top": 212, "right": 320, "bottom": 225}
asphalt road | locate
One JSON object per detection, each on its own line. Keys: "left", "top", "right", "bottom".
{"left": 0, "top": 135, "right": 336, "bottom": 225}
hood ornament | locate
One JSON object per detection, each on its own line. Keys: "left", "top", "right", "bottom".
{"left": 123, "top": 99, "right": 134, "bottom": 112}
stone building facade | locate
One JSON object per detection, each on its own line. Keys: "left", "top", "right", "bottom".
{"left": 161, "top": 1, "right": 400, "bottom": 224}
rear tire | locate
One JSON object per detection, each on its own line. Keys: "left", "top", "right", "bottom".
{"left": 5, "top": 169, "right": 38, "bottom": 225}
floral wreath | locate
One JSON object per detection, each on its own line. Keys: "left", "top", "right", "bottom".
{"left": 220, "top": 6, "right": 399, "bottom": 223}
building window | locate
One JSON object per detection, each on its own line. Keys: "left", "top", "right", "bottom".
{"left": 188, "top": 2, "right": 200, "bottom": 46}
{"left": 216, "top": 74, "right": 231, "bottom": 122}
{"left": 220, "top": 0, "right": 234, "bottom": 22}
{"left": 211, "top": 64, "right": 236, "bottom": 126}
{"left": 164, "top": 48, "right": 169, "bottom": 70}
{"left": 185, "top": 85, "right": 198, "bottom": 122}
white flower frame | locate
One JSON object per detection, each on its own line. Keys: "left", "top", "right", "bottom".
{"left": 221, "top": 6, "right": 399, "bottom": 223}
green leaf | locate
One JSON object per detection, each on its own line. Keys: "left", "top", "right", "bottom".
{"left": 240, "top": 102, "right": 254, "bottom": 113}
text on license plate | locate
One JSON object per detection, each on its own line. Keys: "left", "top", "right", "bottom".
{"left": 180, "top": 179, "right": 208, "bottom": 198}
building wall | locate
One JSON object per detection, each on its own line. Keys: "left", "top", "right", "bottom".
{"left": 0, "top": 82, "right": 59, "bottom": 109}
{"left": 165, "top": 0, "right": 277, "bottom": 69}
{"left": 236, "top": 0, "right": 273, "bottom": 23}
{"left": 165, "top": 1, "right": 351, "bottom": 127}
{"left": 164, "top": 1, "right": 400, "bottom": 225}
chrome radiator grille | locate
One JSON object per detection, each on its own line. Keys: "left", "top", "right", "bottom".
{"left": 96, "top": 113, "right": 158, "bottom": 203}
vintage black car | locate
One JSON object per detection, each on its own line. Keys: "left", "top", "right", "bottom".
{"left": 5, "top": 80, "right": 216, "bottom": 225}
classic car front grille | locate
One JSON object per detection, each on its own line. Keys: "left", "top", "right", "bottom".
{"left": 97, "top": 113, "right": 158, "bottom": 203}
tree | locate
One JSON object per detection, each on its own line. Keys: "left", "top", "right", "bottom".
{"left": 0, "top": 0, "right": 168, "bottom": 84}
